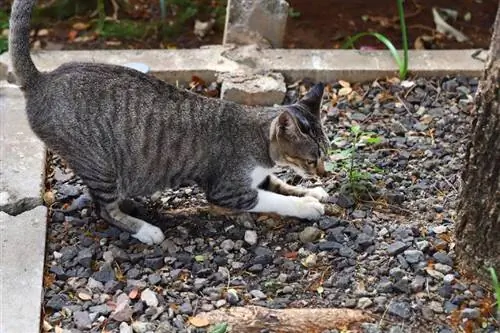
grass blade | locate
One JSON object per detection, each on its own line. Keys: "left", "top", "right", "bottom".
{"left": 341, "top": 32, "right": 403, "bottom": 73}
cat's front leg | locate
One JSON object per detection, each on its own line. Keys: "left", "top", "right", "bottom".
{"left": 248, "top": 189, "right": 325, "bottom": 219}
{"left": 266, "top": 175, "right": 329, "bottom": 201}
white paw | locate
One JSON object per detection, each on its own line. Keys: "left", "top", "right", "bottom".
{"left": 294, "top": 196, "right": 325, "bottom": 219}
{"left": 305, "top": 187, "right": 330, "bottom": 201}
{"left": 132, "top": 223, "right": 165, "bottom": 245}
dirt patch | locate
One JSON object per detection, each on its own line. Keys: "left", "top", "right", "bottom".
{"left": 1, "top": 0, "right": 497, "bottom": 51}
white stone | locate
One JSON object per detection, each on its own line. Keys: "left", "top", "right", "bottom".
{"left": 140, "top": 288, "right": 159, "bottom": 307}
{"left": 244, "top": 230, "right": 258, "bottom": 245}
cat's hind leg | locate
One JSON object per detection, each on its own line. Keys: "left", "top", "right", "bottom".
{"left": 100, "top": 200, "right": 165, "bottom": 245}
{"left": 84, "top": 177, "right": 165, "bottom": 245}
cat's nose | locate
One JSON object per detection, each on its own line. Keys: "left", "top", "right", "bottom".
{"left": 316, "top": 159, "right": 326, "bottom": 177}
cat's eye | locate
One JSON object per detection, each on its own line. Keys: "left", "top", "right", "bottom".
{"left": 307, "top": 160, "right": 316, "bottom": 166}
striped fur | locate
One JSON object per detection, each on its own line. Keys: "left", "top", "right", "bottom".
{"left": 9, "top": 0, "right": 330, "bottom": 244}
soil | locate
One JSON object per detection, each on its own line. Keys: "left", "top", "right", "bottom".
{"left": 1, "top": 0, "right": 497, "bottom": 51}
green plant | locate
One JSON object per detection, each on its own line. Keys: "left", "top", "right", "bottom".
{"left": 326, "top": 125, "right": 382, "bottom": 195}
{"left": 288, "top": 7, "right": 301, "bottom": 18}
{"left": 490, "top": 267, "right": 500, "bottom": 317}
{"left": 342, "top": 0, "right": 408, "bottom": 79}
{"left": 0, "top": 10, "right": 8, "bottom": 54}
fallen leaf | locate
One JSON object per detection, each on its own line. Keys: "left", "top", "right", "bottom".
{"left": 72, "top": 22, "right": 90, "bottom": 31}
{"left": 78, "top": 291, "right": 92, "bottom": 301}
{"left": 338, "top": 87, "right": 352, "bottom": 96}
{"left": 189, "top": 316, "right": 210, "bottom": 327}
{"left": 43, "top": 191, "right": 55, "bottom": 205}
{"left": 129, "top": 288, "right": 139, "bottom": 299}
{"left": 338, "top": 80, "right": 351, "bottom": 88}
{"left": 67, "top": 30, "right": 78, "bottom": 42}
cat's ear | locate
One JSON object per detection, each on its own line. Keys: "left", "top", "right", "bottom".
{"left": 299, "top": 82, "right": 324, "bottom": 118}
{"left": 277, "top": 111, "right": 300, "bottom": 139}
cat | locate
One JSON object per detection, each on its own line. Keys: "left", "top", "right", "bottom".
{"left": 9, "top": 0, "right": 331, "bottom": 245}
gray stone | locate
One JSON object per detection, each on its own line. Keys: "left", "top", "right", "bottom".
{"left": 179, "top": 302, "right": 193, "bottom": 315}
{"left": 299, "top": 226, "right": 322, "bottom": 243}
{"left": 0, "top": 87, "right": 45, "bottom": 214}
{"left": 110, "top": 301, "right": 133, "bottom": 322}
{"left": 461, "top": 308, "right": 480, "bottom": 319}
{"left": 220, "top": 239, "right": 235, "bottom": 252}
{"left": 410, "top": 275, "right": 426, "bottom": 293}
{"left": 223, "top": 0, "right": 289, "bottom": 48}
{"left": 361, "top": 323, "right": 381, "bottom": 333}
{"left": 387, "top": 301, "right": 412, "bottom": 319}
{"left": 131, "top": 321, "right": 154, "bottom": 333}
{"left": 387, "top": 241, "right": 409, "bottom": 256}
{"left": 92, "top": 263, "right": 115, "bottom": 283}
{"left": 357, "top": 297, "right": 373, "bottom": 309}
{"left": 73, "top": 311, "right": 92, "bottom": 330}
{"left": 220, "top": 72, "right": 286, "bottom": 106}
{"left": 0, "top": 206, "right": 47, "bottom": 333}
{"left": 76, "top": 248, "right": 93, "bottom": 267}
{"left": 250, "top": 289, "right": 267, "bottom": 299}
{"left": 403, "top": 249, "right": 424, "bottom": 264}
{"left": 434, "top": 263, "right": 453, "bottom": 274}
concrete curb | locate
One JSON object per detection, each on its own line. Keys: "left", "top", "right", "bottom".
{"left": 0, "top": 47, "right": 487, "bottom": 84}
{"left": 0, "top": 206, "right": 48, "bottom": 333}
{"left": 0, "top": 84, "right": 47, "bottom": 333}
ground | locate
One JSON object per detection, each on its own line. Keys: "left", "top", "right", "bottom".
{"left": 41, "top": 76, "right": 499, "bottom": 333}
{"left": 0, "top": 0, "right": 497, "bottom": 51}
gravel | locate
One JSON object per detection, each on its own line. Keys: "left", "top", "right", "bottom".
{"left": 41, "top": 76, "right": 499, "bottom": 333}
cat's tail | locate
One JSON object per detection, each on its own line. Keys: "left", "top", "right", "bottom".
{"left": 9, "top": 0, "right": 40, "bottom": 87}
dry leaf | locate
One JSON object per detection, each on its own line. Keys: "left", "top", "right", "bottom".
{"left": 129, "top": 288, "right": 139, "bottom": 299}
{"left": 338, "top": 87, "right": 352, "bottom": 96}
{"left": 338, "top": 80, "right": 351, "bottom": 88}
{"left": 78, "top": 291, "right": 92, "bottom": 301}
{"left": 67, "top": 30, "right": 78, "bottom": 42}
{"left": 188, "top": 316, "right": 210, "bottom": 327}
{"left": 72, "top": 22, "right": 90, "bottom": 31}
{"left": 43, "top": 191, "right": 55, "bottom": 205}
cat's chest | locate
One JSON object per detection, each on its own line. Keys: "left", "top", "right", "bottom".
{"left": 250, "top": 166, "right": 273, "bottom": 188}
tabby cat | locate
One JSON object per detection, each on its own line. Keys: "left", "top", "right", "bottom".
{"left": 9, "top": 0, "right": 331, "bottom": 245}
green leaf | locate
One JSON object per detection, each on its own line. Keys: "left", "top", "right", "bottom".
{"left": 341, "top": 32, "right": 404, "bottom": 78}
{"left": 365, "top": 136, "right": 382, "bottom": 145}
{"left": 350, "top": 125, "right": 362, "bottom": 135}
{"left": 324, "top": 162, "right": 335, "bottom": 172}
{"left": 194, "top": 255, "right": 205, "bottom": 262}
{"left": 489, "top": 267, "right": 500, "bottom": 312}
{"left": 210, "top": 322, "right": 228, "bottom": 333}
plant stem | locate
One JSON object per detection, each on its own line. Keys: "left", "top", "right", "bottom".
{"left": 396, "top": 0, "right": 408, "bottom": 79}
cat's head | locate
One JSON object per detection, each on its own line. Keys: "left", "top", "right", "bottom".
{"left": 270, "top": 83, "right": 330, "bottom": 178}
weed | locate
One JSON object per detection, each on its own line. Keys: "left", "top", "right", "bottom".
{"left": 0, "top": 10, "right": 8, "bottom": 54}
{"left": 326, "top": 125, "right": 383, "bottom": 197}
{"left": 288, "top": 7, "right": 301, "bottom": 18}
{"left": 489, "top": 267, "right": 500, "bottom": 318}
{"left": 342, "top": 0, "right": 409, "bottom": 79}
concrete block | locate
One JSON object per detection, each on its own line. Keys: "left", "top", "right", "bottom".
{"left": 0, "top": 48, "right": 485, "bottom": 85}
{"left": 223, "top": 0, "right": 289, "bottom": 48}
{"left": 0, "top": 206, "right": 48, "bottom": 333}
{"left": 0, "top": 85, "right": 46, "bottom": 215}
{"left": 220, "top": 72, "right": 286, "bottom": 106}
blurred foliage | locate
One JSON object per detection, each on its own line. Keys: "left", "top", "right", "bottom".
{"left": 0, "top": 0, "right": 227, "bottom": 48}
{"left": 0, "top": 10, "right": 8, "bottom": 53}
